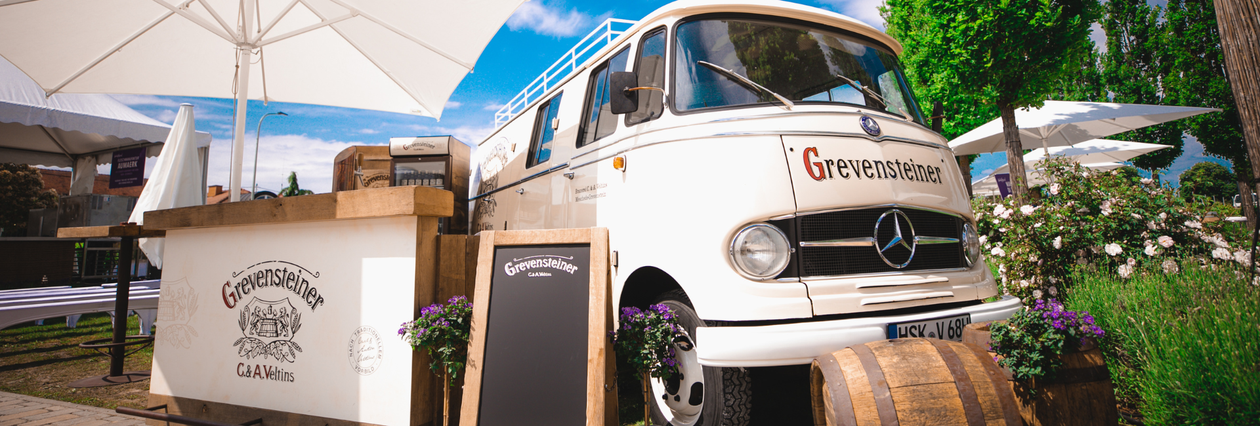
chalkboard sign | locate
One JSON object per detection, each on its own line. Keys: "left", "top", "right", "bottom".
{"left": 460, "top": 229, "right": 615, "bottom": 426}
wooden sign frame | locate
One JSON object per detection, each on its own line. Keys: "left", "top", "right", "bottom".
{"left": 459, "top": 228, "right": 616, "bottom": 426}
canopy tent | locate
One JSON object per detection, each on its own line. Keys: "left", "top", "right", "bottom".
{"left": 0, "top": 0, "right": 526, "bottom": 201}
{"left": 0, "top": 57, "right": 211, "bottom": 194}
{"left": 949, "top": 101, "right": 1217, "bottom": 156}
{"left": 972, "top": 163, "right": 1124, "bottom": 197}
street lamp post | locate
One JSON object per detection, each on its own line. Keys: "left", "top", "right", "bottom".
{"left": 251, "top": 111, "right": 288, "bottom": 200}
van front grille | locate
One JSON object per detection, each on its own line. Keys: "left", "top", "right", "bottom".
{"left": 772, "top": 207, "right": 966, "bottom": 278}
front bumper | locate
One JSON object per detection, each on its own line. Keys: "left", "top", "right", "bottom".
{"left": 694, "top": 295, "right": 1021, "bottom": 367}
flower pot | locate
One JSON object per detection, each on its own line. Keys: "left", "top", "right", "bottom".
{"left": 963, "top": 321, "right": 1118, "bottom": 426}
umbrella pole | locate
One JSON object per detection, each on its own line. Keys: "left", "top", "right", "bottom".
{"left": 229, "top": 46, "right": 252, "bottom": 203}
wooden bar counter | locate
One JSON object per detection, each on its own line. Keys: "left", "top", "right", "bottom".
{"left": 141, "top": 186, "right": 453, "bottom": 426}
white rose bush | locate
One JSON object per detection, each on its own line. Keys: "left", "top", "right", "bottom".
{"left": 973, "top": 158, "right": 1252, "bottom": 301}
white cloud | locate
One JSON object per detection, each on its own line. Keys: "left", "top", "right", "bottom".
{"left": 110, "top": 94, "right": 181, "bottom": 107}
{"left": 407, "top": 124, "right": 495, "bottom": 146}
{"left": 155, "top": 109, "right": 178, "bottom": 123}
{"left": 507, "top": 1, "right": 598, "bottom": 37}
{"left": 204, "top": 134, "right": 358, "bottom": 195}
{"left": 483, "top": 102, "right": 506, "bottom": 111}
{"left": 814, "top": 0, "right": 887, "bottom": 30}
{"left": 360, "top": 128, "right": 381, "bottom": 134}
{"left": 445, "top": 101, "right": 462, "bottom": 109}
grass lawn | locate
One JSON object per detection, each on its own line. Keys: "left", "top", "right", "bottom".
{"left": 0, "top": 312, "right": 153, "bottom": 410}
{"left": 1067, "top": 261, "right": 1260, "bottom": 425}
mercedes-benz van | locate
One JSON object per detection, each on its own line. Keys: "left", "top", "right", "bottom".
{"left": 470, "top": 1, "right": 1020, "bottom": 424}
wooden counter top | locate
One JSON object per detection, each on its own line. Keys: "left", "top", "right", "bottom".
{"left": 56, "top": 223, "right": 166, "bottom": 238}
{"left": 143, "top": 185, "right": 454, "bottom": 231}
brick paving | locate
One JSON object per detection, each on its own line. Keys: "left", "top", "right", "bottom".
{"left": 0, "top": 392, "right": 143, "bottom": 426}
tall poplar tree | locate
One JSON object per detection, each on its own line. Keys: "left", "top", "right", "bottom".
{"left": 1162, "top": 0, "right": 1254, "bottom": 224}
{"left": 884, "top": 0, "right": 1101, "bottom": 200}
{"left": 1100, "top": 0, "right": 1184, "bottom": 179}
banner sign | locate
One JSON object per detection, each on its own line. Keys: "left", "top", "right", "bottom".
{"left": 150, "top": 217, "right": 420, "bottom": 425}
{"left": 994, "top": 173, "right": 1012, "bottom": 198}
{"left": 109, "top": 147, "right": 146, "bottom": 188}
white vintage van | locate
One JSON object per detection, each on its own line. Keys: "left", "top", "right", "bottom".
{"left": 470, "top": 0, "right": 1020, "bottom": 424}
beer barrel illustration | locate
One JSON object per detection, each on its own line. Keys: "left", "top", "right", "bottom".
{"left": 810, "top": 338, "right": 1023, "bottom": 426}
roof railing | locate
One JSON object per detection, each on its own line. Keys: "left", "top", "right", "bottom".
{"left": 494, "top": 18, "right": 638, "bottom": 128}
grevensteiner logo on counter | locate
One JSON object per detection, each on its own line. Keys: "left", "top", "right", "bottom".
{"left": 802, "top": 147, "right": 945, "bottom": 184}
{"left": 504, "top": 255, "right": 581, "bottom": 278}
{"left": 221, "top": 261, "right": 328, "bottom": 383}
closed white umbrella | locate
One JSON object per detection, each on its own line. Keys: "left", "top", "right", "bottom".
{"left": 128, "top": 103, "right": 202, "bottom": 269}
{"left": 950, "top": 101, "right": 1218, "bottom": 156}
{"left": 0, "top": 0, "right": 525, "bottom": 201}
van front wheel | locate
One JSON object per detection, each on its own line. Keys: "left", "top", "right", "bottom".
{"left": 649, "top": 290, "right": 751, "bottom": 426}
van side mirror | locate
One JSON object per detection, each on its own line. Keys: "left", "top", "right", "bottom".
{"left": 609, "top": 72, "right": 639, "bottom": 114}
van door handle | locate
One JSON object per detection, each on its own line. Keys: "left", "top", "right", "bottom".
{"left": 516, "top": 188, "right": 525, "bottom": 194}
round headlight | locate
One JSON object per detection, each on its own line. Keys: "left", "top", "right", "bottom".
{"left": 730, "top": 224, "right": 791, "bottom": 279}
{"left": 962, "top": 222, "right": 981, "bottom": 266}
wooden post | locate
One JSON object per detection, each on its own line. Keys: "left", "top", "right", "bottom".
{"left": 642, "top": 372, "right": 650, "bottom": 426}
{"left": 1212, "top": 0, "right": 1260, "bottom": 209}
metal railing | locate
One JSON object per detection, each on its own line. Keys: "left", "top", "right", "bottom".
{"left": 494, "top": 18, "right": 638, "bottom": 128}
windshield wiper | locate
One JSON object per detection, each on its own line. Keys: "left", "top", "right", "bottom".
{"left": 834, "top": 74, "right": 888, "bottom": 109}
{"left": 698, "top": 61, "right": 794, "bottom": 110}
{"left": 834, "top": 74, "right": 913, "bottom": 122}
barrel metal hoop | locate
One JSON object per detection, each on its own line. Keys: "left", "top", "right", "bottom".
{"left": 1043, "top": 365, "right": 1111, "bottom": 384}
{"left": 961, "top": 342, "right": 1023, "bottom": 426}
{"left": 819, "top": 353, "right": 858, "bottom": 426}
{"left": 928, "top": 339, "right": 986, "bottom": 426}
{"left": 849, "top": 343, "right": 899, "bottom": 426}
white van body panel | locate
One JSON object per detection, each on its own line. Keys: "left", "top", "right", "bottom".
{"left": 470, "top": 0, "right": 1012, "bottom": 367}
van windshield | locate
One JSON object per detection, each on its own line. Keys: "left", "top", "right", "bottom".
{"left": 673, "top": 17, "right": 926, "bottom": 125}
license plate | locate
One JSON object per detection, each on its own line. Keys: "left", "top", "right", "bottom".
{"left": 887, "top": 314, "right": 971, "bottom": 341}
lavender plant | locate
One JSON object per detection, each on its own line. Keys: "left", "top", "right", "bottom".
{"left": 990, "top": 298, "right": 1106, "bottom": 381}
{"left": 400, "top": 295, "right": 473, "bottom": 383}
{"left": 612, "top": 304, "right": 683, "bottom": 425}
{"left": 400, "top": 295, "right": 473, "bottom": 426}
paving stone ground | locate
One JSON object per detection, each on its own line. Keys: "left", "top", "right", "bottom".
{"left": 0, "top": 392, "right": 144, "bottom": 426}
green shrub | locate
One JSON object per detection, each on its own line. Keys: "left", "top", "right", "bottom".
{"left": 973, "top": 158, "right": 1250, "bottom": 301}
{"left": 1066, "top": 260, "right": 1260, "bottom": 424}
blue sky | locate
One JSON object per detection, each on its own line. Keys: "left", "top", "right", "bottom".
{"left": 109, "top": 0, "right": 1232, "bottom": 193}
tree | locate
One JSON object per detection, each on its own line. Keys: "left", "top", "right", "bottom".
{"left": 278, "top": 171, "right": 314, "bottom": 197}
{"left": 1162, "top": 0, "right": 1255, "bottom": 225}
{"left": 1178, "top": 162, "right": 1237, "bottom": 202}
{"left": 884, "top": 0, "right": 1101, "bottom": 200}
{"left": 0, "top": 164, "right": 58, "bottom": 236}
{"left": 1099, "top": 0, "right": 1184, "bottom": 178}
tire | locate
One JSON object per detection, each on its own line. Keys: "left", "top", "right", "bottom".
{"left": 648, "top": 290, "right": 751, "bottom": 426}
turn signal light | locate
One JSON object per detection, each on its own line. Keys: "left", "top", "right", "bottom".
{"left": 613, "top": 156, "right": 626, "bottom": 171}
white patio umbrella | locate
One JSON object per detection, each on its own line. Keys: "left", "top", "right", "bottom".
{"left": 128, "top": 104, "right": 202, "bottom": 269}
{"left": 0, "top": 57, "right": 211, "bottom": 192}
{"left": 0, "top": 0, "right": 525, "bottom": 201}
{"left": 1021, "top": 139, "right": 1171, "bottom": 165}
{"left": 950, "top": 101, "right": 1218, "bottom": 156}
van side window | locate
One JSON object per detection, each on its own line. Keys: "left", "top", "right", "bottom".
{"left": 527, "top": 93, "right": 563, "bottom": 168}
{"left": 627, "top": 28, "right": 666, "bottom": 126}
{"left": 578, "top": 47, "right": 630, "bottom": 147}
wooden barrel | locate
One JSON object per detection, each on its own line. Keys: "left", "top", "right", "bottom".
{"left": 810, "top": 338, "right": 1023, "bottom": 426}
{"left": 963, "top": 321, "right": 1119, "bottom": 426}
